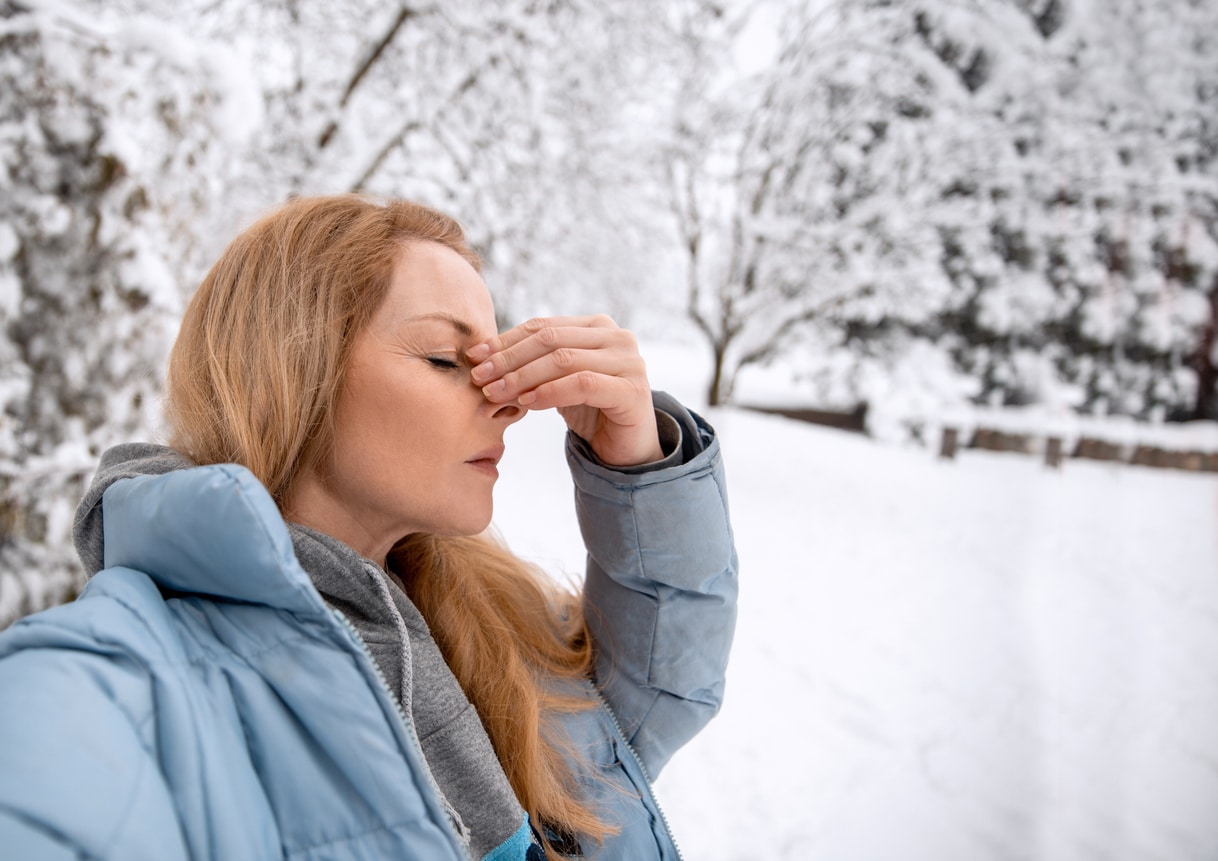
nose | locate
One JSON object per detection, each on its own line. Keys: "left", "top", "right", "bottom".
{"left": 473, "top": 374, "right": 525, "bottom": 426}
{"left": 476, "top": 388, "right": 525, "bottom": 426}
{"left": 491, "top": 401, "right": 525, "bottom": 425}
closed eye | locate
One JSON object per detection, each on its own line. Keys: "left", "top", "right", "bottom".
{"left": 426, "top": 356, "right": 461, "bottom": 370}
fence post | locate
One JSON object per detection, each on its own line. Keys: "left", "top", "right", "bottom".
{"left": 940, "top": 427, "right": 959, "bottom": 460}
{"left": 1044, "top": 437, "right": 1063, "bottom": 469}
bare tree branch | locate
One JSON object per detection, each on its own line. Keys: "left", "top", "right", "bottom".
{"left": 318, "top": 3, "right": 428, "bottom": 149}
{"left": 348, "top": 64, "right": 482, "bottom": 193}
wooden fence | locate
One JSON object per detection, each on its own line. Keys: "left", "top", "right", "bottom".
{"left": 940, "top": 426, "right": 1218, "bottom": 472}
{"left": 742, "top": 404, "right": 1218, "bottom": 474}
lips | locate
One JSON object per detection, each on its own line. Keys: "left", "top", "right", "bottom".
{"left": 466, "top": 444, "right": 505, "bottom": 476}
{"left": 466, "top": 444, "right": 505, "bottom": 466}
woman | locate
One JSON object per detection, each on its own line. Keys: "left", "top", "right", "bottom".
{"left": 0, "top": 195, "right": 737, "bottom": 860}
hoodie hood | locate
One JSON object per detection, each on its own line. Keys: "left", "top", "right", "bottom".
{"left": 73, "top": 443, "right": 198, "bottom": 578}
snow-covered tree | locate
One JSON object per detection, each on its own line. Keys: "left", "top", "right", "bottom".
{"left": 667, "top": 0, "right": 965, "bottom": 405}
{"left": 918, "top": 0, "right": 1218, "bottom": 418}
{"left": 0, "top": 0, "right": 248, "bottom": 625}
{"left": 5, "top": 0, "right": 1214, "bottom": 624}
{"left": 682, "top": 0, "right": 1218, "bottom": 422}
{"left": 89, "top": 0, "right": 685, "bottom": 326}
{"left": 0, "top": 0, "right": 698, "bottom": 623}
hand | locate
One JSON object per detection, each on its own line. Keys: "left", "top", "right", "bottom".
{"left": 467, "top": 315, "right": 664, "bottom": 467}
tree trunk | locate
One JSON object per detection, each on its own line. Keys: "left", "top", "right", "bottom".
{"left": 707, "top": 342, "right": 727, "bottom": 407}
{"left": 1191, "top": 278, "right": 1218, "bottom": 420}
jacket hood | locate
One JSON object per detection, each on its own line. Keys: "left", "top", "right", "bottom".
{"left": 72, "top": 443, "right": 324, "bottom": 617}
{"left": 74, "top": 443, "right": 197, "bottom": 577}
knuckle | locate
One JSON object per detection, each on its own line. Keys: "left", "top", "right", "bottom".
{"left": 493, "top": 345, "right": 515, "bottom": 367}
{"left": 576, "top": 370, "right": 599, "bottom": 393}
{"left": 522, "top": 317, "right": 548, "bottom": 334}
{"left": 552, "top": 347, "right": 576, "bottom": 370}
{"left": 535, "top": 325, "right": 560, "bottom": 348}
{"left": 591, "top": 313, "right": 617, "bottom": 329}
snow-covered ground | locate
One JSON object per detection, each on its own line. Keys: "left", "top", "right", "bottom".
{"left": 493, "top": 342, "right": 1218, "bottom": 861}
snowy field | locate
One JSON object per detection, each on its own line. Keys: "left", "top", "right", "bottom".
{"left": 493, "top": 342, "right": 1218, "bottom": 861}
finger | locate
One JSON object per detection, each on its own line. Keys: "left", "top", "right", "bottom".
{"left": 481, "top": 345, "right": 645, "bottom": 403}
{"left": 471, "top": 314, "right": 619, "bottom": 360}
{"left": 472, "top": 323, "right": 639, "bottom": 385}
{"left": 515, "top": 371, "right": 649, "bottom": 415}
{"left": 470, "top": 325, "right": 619, "bottom": 384}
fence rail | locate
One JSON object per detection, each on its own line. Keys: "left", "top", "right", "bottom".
{"left": 741, "top": 403, "right": 1218, "bottom": 474}
{"left": 941, "top": 426, "right": 1218, "bottom": 473}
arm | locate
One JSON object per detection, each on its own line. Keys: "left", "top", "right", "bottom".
{"left": 468, "top": 319, "right": 738, "bottom": 775}
{"left": 0, "top": 613, "right": 189, "bottom": 860}
{"left": 567, "top": 394, "right": 738, "bottom": 777}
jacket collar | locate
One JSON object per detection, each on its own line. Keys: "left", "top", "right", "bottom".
{"left": 85, "top": 446, "right": 325, "bottom": 617}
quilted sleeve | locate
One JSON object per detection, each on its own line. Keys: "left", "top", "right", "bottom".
{"left": 567, "top": 394, "right": 738, "bottom": 777}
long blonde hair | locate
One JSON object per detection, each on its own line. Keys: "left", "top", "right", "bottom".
{"left": 166, "top": 194, "right": 611, "bottom": 854}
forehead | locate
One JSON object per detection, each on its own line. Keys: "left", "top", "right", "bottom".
{"left": 378, "top": 241, "right": 496, "bottom": 338}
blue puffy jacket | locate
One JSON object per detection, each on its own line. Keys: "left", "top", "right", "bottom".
{"left": 0, "top": 405, "right": 736, "bottom": 860}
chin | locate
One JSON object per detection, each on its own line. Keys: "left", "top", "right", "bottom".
{"left": 431, "top": 511, "right": 494, "bottom": 539}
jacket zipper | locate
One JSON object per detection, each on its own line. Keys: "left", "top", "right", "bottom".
{"left": 334, "top": 608, "right": 680, "bottom": 860}
{"left": 331, "top": 608, "right": 475, "bottom": 861}
{"left": 591, "top": 686, "right": 686, "bottom": 861}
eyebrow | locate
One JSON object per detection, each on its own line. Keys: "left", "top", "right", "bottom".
{"left": 399, "top": 313, "right": 475, "bottom": 337}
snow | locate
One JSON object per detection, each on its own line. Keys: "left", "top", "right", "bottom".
{"left": 493, "top": 341, "right": 1218, "bottom": 861}
{"left": 1, "top": 0, "right": 1216, "bottom": 848}
{"left": 732, "top": 1, "right": 782, "bottom": 77}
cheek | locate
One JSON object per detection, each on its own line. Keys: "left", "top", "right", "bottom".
{"left": 350, "top": 377, "right": 455, "bottom": 465}
{"left": 331, "top": 372, "right": 408, "bottom": 464}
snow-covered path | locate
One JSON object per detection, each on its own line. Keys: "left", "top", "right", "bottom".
{"left": 493, "top": 344, "right": 1218, "bottom": 861}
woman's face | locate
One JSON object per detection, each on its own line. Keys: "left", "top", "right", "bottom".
{"left": 284, "top": 241, "right": 523, "bottom": 564}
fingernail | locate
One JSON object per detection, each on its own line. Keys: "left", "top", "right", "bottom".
{"left": 482, "top": 380, "right": 506, "bottom": 399}
{"left": 471, "top": 360, "right": 493, "bottom": 383}
{"left": 467, "top": 344, "right": 491, "bottom": 361}
{"left": 518, "top": 391, "right": 536, "bottom": 406}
